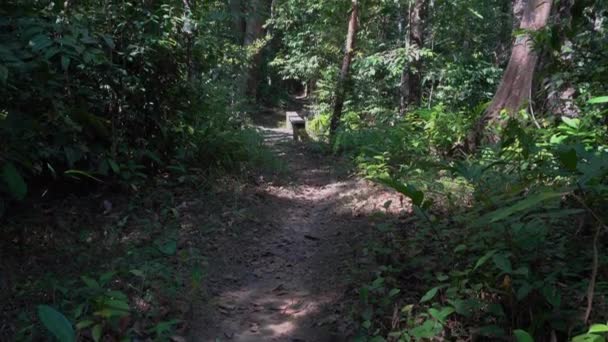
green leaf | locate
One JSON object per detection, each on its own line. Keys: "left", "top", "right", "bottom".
{"left": 588, "top": 96, "right": 608, "bottom": 104}
{"left": 474, "top": 250, "right": 497, "bottom": 270}
{"left": 108, "top": 159, "right": 120, "bottom": 173}
{"left": 477, "top": 325, "right": 506, "bottom": 337}
{"left": 589, "top": 324, "right": 608, "bottom": 333}
{"left": 516, "top": 282, "right": 533, "bottom": 300}
{"left": 0, "top": 64, "right": 7, "bottom": 83}
{"left": 91, "top": 324, "right": 102, "bottom": 342}
{"left": 75, "top": 320, "right": 94, "bottom": 330}
{"left": 37, "top": 305, "right": 75, "bottom": 342}
{"left": 513, "top": 329, "right": 534, "bottom": 342}
{"left": 561, "top": 116, "right": 580, "bottom": 129}
{"left": 61, "top": 56, "right": 70, "bottom": 71}
{"left": 158, "top": 240, "right": 177, "bottom": 255}
{"left": 420, "top": 286, "right": 445, "bottom": 303}
{"left": 573, "top": 334, "right": 606, "bottom": 342}
{"left": 81, "top": 276, "right": 100, "bottom": 289}
{"left": 29, "top": 34, "right": 53, "bottom": 52}
{"left": 376, "top": 176, "right": 424, "bottom": 206}
{"left": 411, "top": 320, "right": 442, "bottom": 339}
{"left": 541, "top": 285, "right": 561, "bottom": 308}
{"left": 492, "top": 253, "right": 512, "bottom": 273}
{"left": 1, "top": 162, "right": 27, "bottom": 200}
{"left": 482, "top": 191, "right": 564, "bottom": 223}
{"left": 429, "top": 307, "right": 454, "bottom": 322}
{"left": 558, "top": 148, "right": 578, "bottom": 171}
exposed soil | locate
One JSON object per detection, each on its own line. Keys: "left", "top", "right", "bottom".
{"left": 192, "top": 111, "right": 407, "bottom": 341}
{"left": 0, "top": 108, "right": 407, "bottom": 341}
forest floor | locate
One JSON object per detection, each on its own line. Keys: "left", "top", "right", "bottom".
{"left": 0, "top": 108, "right": 407, "bottom": 341}
{"left": 192, "top": 109, "right": 407, "bottom": 341}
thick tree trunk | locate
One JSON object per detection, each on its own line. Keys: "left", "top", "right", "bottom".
{"left": 399, "top": 0, "right": 427, "bottom": 115}
{"left": 229, "top": 0, "right": 245, "bottom": 43}
{"left": 329, "top": 0, "right": 359, "bottom": 138}
{"left": 470, "top": 0, "right": 552, "bottom": 147}
{"left": 244, "top": 0, "right": 267, "bottom": 101}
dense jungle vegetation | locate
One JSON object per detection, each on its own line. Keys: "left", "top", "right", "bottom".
{"left": 1, "top": 0, "right": 608, "bottom": 341}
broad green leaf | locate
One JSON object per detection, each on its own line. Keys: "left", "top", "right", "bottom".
{"left": 81, "top": 276, "right": 100, "bottom": 289}
{"left": 561, "top": 116, "right": 580, "bottom": 129}
{"left": 104, "top": 299, "right": 129, "bottom": 311}
{"left": 588, "top": 96, "right": 608, "bottom": 104}
{"left": 29, "top": 34, "right": 53, "bottom": 52}
{"left": 410, "top": 319, "right": 442, "bottom": 339}
{"left": 420, "top": 286, "right": 445, "bottom": 303}
{"left": 388, "top": 288, "right": 400, "bottom": 297}
{"left": 589, "top": 324, "right": 608, "bottom": 333}
{"left": 492, "top": 253, "right": 512, "bottom": 273}
{"left": 477, "top": 325, "right": 506, "bottom": 337}
{"left": 159, "top": 240, "right": 177, "bottom": 255}
{"left": 541, "top": 285, "right": 561, "bottom": 308}
{"left": 1, "top": 162, "right": 27, "bottom": 200}
{"left": 37, "top": 305, "right": 75, "bottom": 342}
{"left": 474, "top": 250, "right": 497, "bottom": 270}
{"left": 429, "top": 306, "right": 454, "bottom": 322}
{"left": 482, "top": 191, "right": 564, "bottom": 223}
{"left": 558, "top": 148, "right": 578, "bottom": 171}
{"left": 92, "top": 324, "right": 102, "bottom": 342}
{"left": 572, "top": 333, "right": 605, "bottom": 342}
{"left": 376, "top": 176, "right": 424, "bottom": 206}
{"left": 75, "top": 320, "right": 94, "bottom": 330}
{"left": 108, "top": 159, "right": 120, "bottom": 173}
{"left": 516, "top": 282, "right": 532, "bottom": 300}
{"left": 513, "top": 329, "right": 534, "bottom": 342}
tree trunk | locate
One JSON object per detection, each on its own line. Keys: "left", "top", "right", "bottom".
{"left": 329, "top": 0, "right": 359, "bottom": 138}
{"left": 399, "top": 0, "right": 427, "bottom": 115}
{"left": 470, "top": 0, "right": 552, "bottom": 147}
{"left": 229, "top": 0, "right": 245, "bottom": 43}
{"left": 243, "top": 0, "right": 270, "bottom": 101}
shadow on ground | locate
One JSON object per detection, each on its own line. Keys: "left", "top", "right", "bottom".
{"left": 191, "top": 116, "right": 409, "bottom": 341}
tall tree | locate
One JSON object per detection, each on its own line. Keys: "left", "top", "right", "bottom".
{"left": 329, "top": 0, "right": 359, "bottom": 138}
{"left": 243, "top": 0, "right": 271, "bottom": 101}
{"left": 399, "top": 0, "right": 427, "bottom": 115}
{"left": 470, "top": 0, "right": 553, "bottom": 146}
{"left": 229, "top": 0, "right": 244, "bottom": 43}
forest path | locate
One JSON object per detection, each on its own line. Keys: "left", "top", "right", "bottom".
{"left": 193, "top": 111, "right": 404, "bottom": 341}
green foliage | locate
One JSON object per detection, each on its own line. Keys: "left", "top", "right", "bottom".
{"left": 37, "top": 305, "right": 75, "bottom": 342}
{"left": 350, "top": 113, "right": 608, "bottom": 340}
{"left": 0, "top": 0, "right": 264, "bottom": 207}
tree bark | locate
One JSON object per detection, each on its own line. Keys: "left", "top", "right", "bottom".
{"left": 329, "top": 0, "right": 359, "bottom": 138}
{"left": 469, "top": 0, "right": 552, "bottom": 147}
{"left": 399, "top": 0, "right": 427, "bottom": 115}
{"left": 229, "top": 0, "right": 245, "bottom": 43}
{"left": 243, "top": 0, "right": 271, "bottom": 101}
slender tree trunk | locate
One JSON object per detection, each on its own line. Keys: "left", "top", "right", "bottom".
{"left": 329, "top": 0, "right": 359, "bottom": 138}
{"left": 399, "top": 0, "right": 427, "bottom": 115}
{"left": 469, "top": 0, "right": 552, "bottom": 147}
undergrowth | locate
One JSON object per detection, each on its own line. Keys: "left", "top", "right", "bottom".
{"left": 323, "top": 104, "right": 608, "bottom": 341}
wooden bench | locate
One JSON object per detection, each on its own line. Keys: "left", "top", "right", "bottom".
{"left": 286, "top": 111, "right": 306, "bottom": 141}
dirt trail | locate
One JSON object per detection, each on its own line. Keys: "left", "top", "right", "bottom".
{"left": 193, "top": 116, "right": 405, "bottom": 341}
